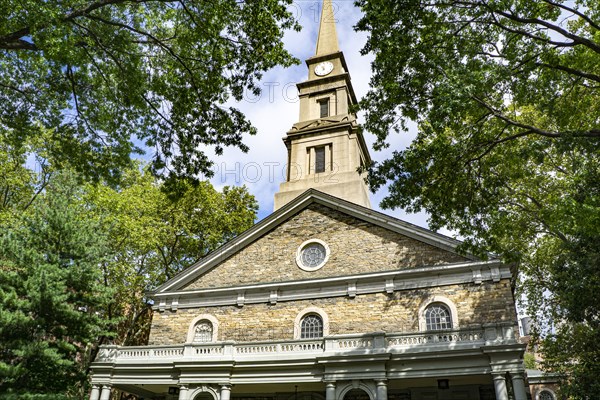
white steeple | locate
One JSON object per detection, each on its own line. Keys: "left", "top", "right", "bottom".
{"left": 273, "top": 0, "right": 372, "bottom": 211}
{"left": 315, "top": 0, "right": 340, "bottom": 56}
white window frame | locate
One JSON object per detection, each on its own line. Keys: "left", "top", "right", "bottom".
{"left": 295, "top": 239, "right": 331, "bottom": 272}
{"left": 418, "top": 295, "right": 459, "bottom": 331}
{"left": 186, "top": 314, "right": 219, "bottom": 343}
{"left": 294, "top": 306, "right": 330, "bottom": 339}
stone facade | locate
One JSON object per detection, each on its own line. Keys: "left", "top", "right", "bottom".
{"left": 149, "top": 279, "right": 516, "bottom": 345}
{"left": 184, "top": 204, "right": 468, "bottom": 290}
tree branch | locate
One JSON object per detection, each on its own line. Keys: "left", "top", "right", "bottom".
{"left": 486, "top": 12, "right": 577, "bottom": 49}
{"left": 0, "top": 39, "right": 38, "bottom": 51}
{"left": 84, "top": 14, "right": 200, "bottom": 92}
{"left": 0, "top": 0, "right": 129, "bottom": 50}
{"left": 65, "top": 65, "right": 109, "bottom": 148}
{"left": 539, "top": 0, "right": 600, "bottom": 32}
{"left": 487, "top": 5, "right": 600, "bottom": 55}
{"left": 471, "top": 95, "right": 600, "bottom": 138}
{"left": 22, "top": 165, "right": 53, "bottom": 211}
{"left": 536, "top": 62, "right": 600, "bottom": 84}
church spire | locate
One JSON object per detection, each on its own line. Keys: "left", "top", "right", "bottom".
{"left": 273, "top": 0, "right": 371, "bottom": 211}
{"left": 315, "top": 0, "right": 340, "bottom": 56}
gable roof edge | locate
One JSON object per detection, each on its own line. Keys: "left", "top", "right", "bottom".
{"left": 152, "top": 189, "right": 482, "bottom": 294}
{"left": 152, "top": 190, "right": 317, "bottom": 294}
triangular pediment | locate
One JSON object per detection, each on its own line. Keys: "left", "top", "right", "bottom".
{"left": 152, "top": 190, "right": 479, "bottom": 295}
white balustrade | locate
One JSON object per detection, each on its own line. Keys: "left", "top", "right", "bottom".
{"left": 117, "top": 346, "right": 184, "bottom": 358}
{"left": 387, "top": 329, "right": 485, "bottom": 347}
{"left": 236, "top": 344, "right": 277, "bottom": 354}
{"left": 194, "top": 346, "right": 223, "bottom": 355}
{"left": 94, "top": 324, "right": 510, "bottom": 364}
{"left": 117, "top": 349, "right": 150, "bottom": 358}
{"left": 280, "top": 341, "right": 322, "bottom": 352}
{"left": 336, "top": 338, "right": 373, "bottom": 349}
{"left": 153, "top": 348, "right": 184, "bottom": 357}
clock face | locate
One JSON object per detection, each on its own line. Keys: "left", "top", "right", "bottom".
{"left": 314, "top": 61, "right": 334, "bottom": 76}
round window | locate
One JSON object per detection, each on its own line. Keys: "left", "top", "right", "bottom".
{"left": 296, "top": 239, "right": 330, "bottom": 271}
{"left": 538, "top": 391, "right": 555, "bottom": 400}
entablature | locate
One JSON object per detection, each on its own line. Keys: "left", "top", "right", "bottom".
{"left": 152, "top": 260, "right": 511, "bottom": 312}
{"left": 297, "top": 73, "right": 357, "bottom": 104}
{"left": 287, "top": 117, "right": 357, "bottom": 137}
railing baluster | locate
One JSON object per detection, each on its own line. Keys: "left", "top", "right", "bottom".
{"left": 97, "top": 327, "right": 497, "bottom": 365}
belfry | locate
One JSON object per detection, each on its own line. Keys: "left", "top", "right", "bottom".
{"left": 88, "top": 2, "right": 528, "bottom": 400}
{"left": 274, "top": 0, "right": 371, "bottom": 210}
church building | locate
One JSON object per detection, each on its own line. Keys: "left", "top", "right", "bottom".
{"left": 89, "top": 2, "right": 529, "bottom": 399}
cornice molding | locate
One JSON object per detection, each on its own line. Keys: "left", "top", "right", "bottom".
{"left": 153, "top": 260, "right": 511, "bottom": 312}
{"left": 287, "top": 118, "right": 357, "bottom": 137}
{"left": 296, "top": 71, "right": 358, "bottom": 104}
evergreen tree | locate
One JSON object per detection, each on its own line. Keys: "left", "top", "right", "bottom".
{"left": 0, "top": 173, "right": 114, "bottom": 399}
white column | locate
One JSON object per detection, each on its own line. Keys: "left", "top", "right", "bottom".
{"left": 511, "top": 373, "right": 527, "bottom": 400}
{"left": 220, "top": 385, "right": 232, "bottom": 400}
{"left": 325, "top": 382, "right": 336, "bottom": 400}
{"left": 89, "top": 384, "right": 101, "bottom": 400}
{"left": 178, "top": 385, "right": 189, "bottom": 400}
{"left": 492, "top": 374, "right": 508, "bottom": 400}
{"left": 99, "top": 385, "right": 112, "bottom": 400}
{"left": 375, "top": 380, "right": 388, "bottom": 400}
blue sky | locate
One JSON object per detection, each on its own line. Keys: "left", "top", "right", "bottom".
{"left": 208, "top": 1, "right": 434, "bottom": 230}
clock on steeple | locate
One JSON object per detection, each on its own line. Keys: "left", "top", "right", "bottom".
{"left": 314, "top": 61, "right": 334, "bottom": 77}
{"left": 273, "top": 0, "right": 371, "bottom": 211}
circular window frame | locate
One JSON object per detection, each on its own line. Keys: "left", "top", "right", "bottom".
{"left": 537, "top": 389, "right": 556, "bottom": 400}
{"left": 295, "top": 239, "right": 330, "bottom": 271}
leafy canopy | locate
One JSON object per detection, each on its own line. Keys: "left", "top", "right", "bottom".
{"left": 0, "top": 139, "right": 258, "bottom": 395}
{"left": 85, "top": 166, "right": 257, "bottom": 345}
{"left": 0, "top": 0, "right": 299, "bottom": 183}
{"left": 356, "top": 0, "right": 600, "bottom": 397}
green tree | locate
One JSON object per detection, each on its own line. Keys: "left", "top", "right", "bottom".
{"left": 0, "top": 127, "right": 54, "bottom": 221}
{"left": 85, "top": 166, "right": 257, "bottom": 345}
{"left": 523, "top": 352, "right": 537, "bottom": 370}
{"left": 0, "top": 172, "right": 114, "bottom": 399}
{"left": 0, "top": 0, "right": 299, "bottom": 183}
{"left": 355, "top": 1, "right": 600, "bottom": 397}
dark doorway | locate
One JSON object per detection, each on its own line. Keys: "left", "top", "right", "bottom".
{"left": 195, "top": 393, "right": 215, "bottom": 400}
{"left": 343, "top": 389, "right": 370, "bottom": 400}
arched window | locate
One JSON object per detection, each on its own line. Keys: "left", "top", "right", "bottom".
{"left": 186, "top": 314, "right": 219, "bottom": 343}
{"left": 425, "top": 303, "right": 452, "bottom": 331}
{"left": 294, "top": 307, "right": 329, "bottom": 339}
{"left": 193, "top": 320, "right": 213, "bottom": 343}
{"left": 538, "top": 390, "right": 555, "bottom": 400}
{"left": 300, "top": 314, "right": 323, "bottom": 339}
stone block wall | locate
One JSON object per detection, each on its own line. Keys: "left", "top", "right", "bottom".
{"left": 184, "top": 204, "right": 468, "bottom": 290}
{"left": 149, "top": 279, "right": 516, "bottom": 345}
